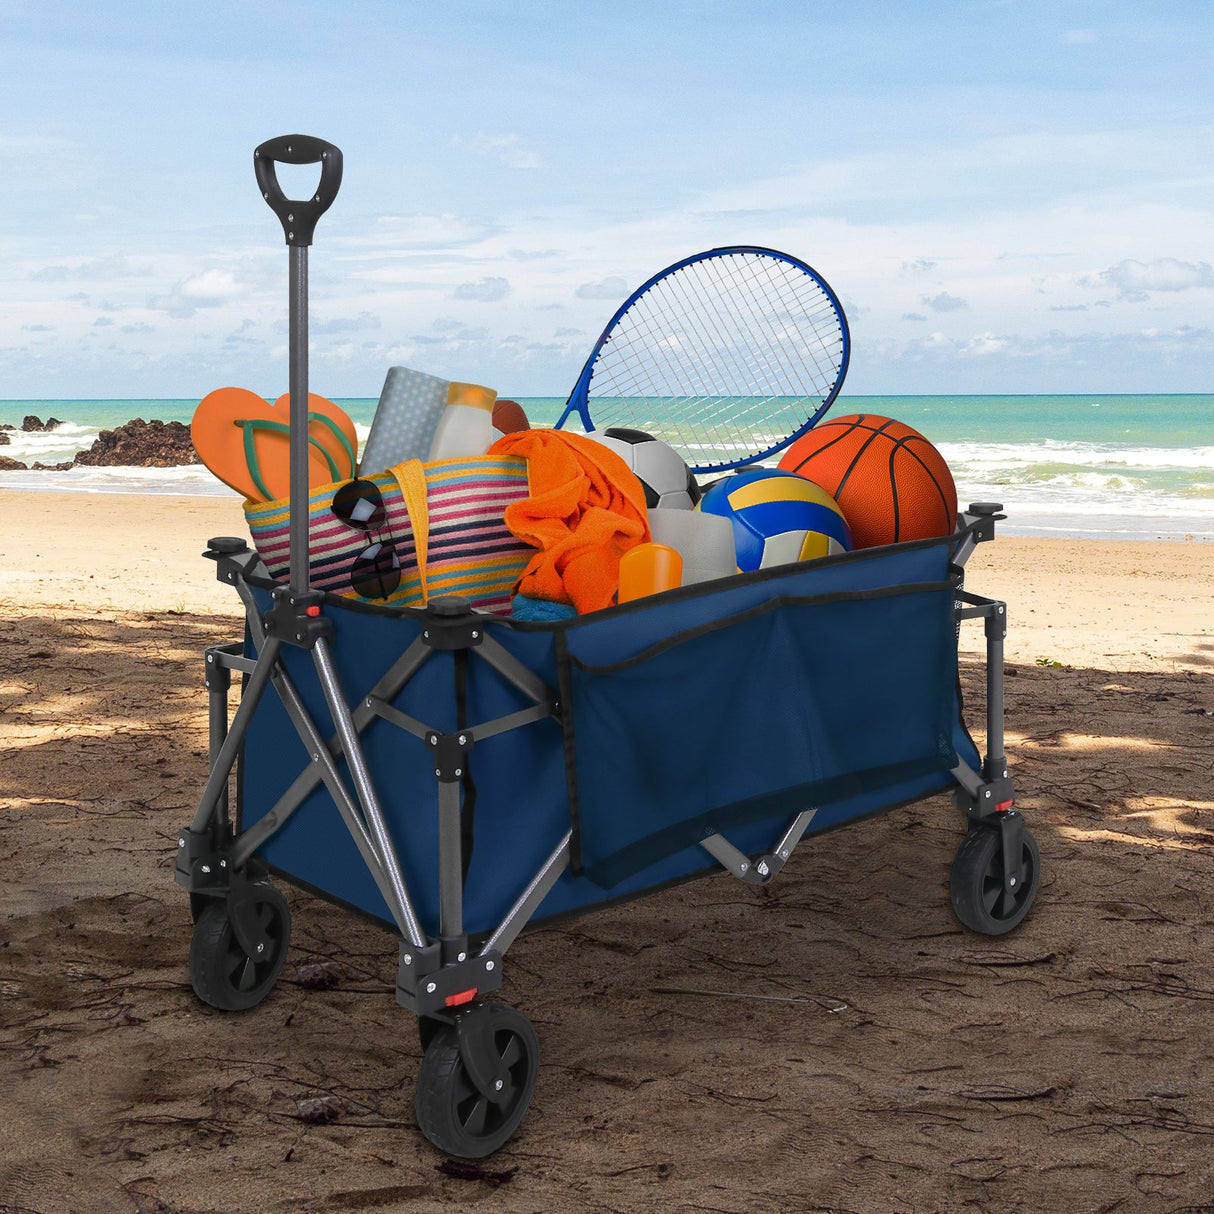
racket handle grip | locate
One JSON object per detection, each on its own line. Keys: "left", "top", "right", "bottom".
{"left": 618, "top": 542, "right": 683, "bottom": 603}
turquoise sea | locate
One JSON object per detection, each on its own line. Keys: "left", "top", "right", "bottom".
{"left": 1, "top": 394, "right": 1211, "bottom": 541}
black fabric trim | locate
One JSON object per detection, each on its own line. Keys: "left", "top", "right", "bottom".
{"left": 242, "top": 529, "right": 967, "bottom": 634}
{"left": 568, "top": 577, "right": 954, "bottom": 675}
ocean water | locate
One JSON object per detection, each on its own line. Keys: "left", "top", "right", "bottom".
{"left": 1, "top": 394, "right": 1211, "bottom": 541}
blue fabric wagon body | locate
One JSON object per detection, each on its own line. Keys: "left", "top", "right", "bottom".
{"left": 239, "top": 533, "right": 979, "bottom": 939}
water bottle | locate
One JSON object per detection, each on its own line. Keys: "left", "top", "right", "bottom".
{"left": 426, "top": 381, "right": 497, "bottom": 461}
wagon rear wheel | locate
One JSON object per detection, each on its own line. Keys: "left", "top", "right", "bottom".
{"left": 188, "top": 885, "right": 291, "bottom": 1010}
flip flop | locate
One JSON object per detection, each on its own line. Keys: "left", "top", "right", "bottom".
{"left": 271, "top": 391, "right": 359, "bottom": 482}
{"left": 192, "top": 387, "right": 358, "bottom": 502}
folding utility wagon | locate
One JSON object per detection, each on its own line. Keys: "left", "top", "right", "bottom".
{"left": 175, "top": 136, "right": 1040, "bottom": 1159}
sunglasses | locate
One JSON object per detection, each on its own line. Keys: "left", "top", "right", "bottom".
{"left": 331, "top": 479, "right": 402, "bottom": 599}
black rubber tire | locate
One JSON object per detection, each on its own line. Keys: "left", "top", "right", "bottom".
{"left": 950, "top": 824, "right": 1040, "bottom": 936}
{"left": 188, "top": 885, "right": 291, "bottom": 1011}
{"left": 415, "top": 1003, "right": 539, "bottom": 1158}
{"left": 418, "top": 1015, "right": 446, "bottom": 1052}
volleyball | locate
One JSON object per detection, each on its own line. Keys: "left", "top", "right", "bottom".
{"left": 699, "top": 467, "right": 852, "bottom": 571}
{"left": 778, "top": 415, "right": 957, "bottom": 548}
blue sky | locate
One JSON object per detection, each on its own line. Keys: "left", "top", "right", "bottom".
{"left": 3, "top": 0, "right": 1212, "bottom": 399}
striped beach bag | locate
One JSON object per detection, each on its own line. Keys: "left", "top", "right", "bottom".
{"left": 244, "top": 456, "right": 533, "bottom": 615}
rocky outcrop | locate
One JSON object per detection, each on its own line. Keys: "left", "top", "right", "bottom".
{"left": 1, "top": 415, "right": 200, "bottom": 470}
{"left": 0, "top": 455, "right": 28, "bottom": 470}
{"left": 71, "top": 419, "right": 200, "bottom": 468}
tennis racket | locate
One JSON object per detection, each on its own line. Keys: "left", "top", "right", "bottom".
{"left": 555, "top": 246, "right": 850, "bottom": 473}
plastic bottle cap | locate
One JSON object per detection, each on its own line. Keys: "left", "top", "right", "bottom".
{"left": 618, "top": 542, "right": 683, "bottom": 603}
{"left": 447, "top": 382, "right": 497, "bottom": 411}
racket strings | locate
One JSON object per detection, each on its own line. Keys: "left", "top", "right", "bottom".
{"left": 586, "top": 251, "right": 845, "bottom": 467}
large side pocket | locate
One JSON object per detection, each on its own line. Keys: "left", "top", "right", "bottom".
{"left": 563, "top": 579, "right": 959, "bottom": 887}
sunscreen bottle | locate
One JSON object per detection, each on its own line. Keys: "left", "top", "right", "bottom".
{"left": 426, "top": 381, "right": 497, "bottom": 461}
{"left": 617, "top": 542, "right": 683, "bottom": 603}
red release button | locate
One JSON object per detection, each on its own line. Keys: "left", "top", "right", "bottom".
{"left": 444, "top": 988, "right": 478, "bottom": 1008}
{"left": 305, "top": 605, "right": 321, "bottom": 617}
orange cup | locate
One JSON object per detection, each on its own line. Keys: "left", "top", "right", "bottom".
{"left": 617, "top": 542, "right": 683, "bottom": 603}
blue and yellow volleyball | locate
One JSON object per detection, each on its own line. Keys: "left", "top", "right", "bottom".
{"left": 700, "top": 468, "right": 853, "bottom": 571}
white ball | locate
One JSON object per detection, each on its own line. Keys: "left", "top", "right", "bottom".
{"left": 585, "top": 427, "right": 701, "bottom": 510}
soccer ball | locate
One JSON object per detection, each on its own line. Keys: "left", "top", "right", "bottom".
{"left": 585, "top": 427, "right": 701, "bottom": 510}
{"left": 699, "top": 467, "right": 852, "bottom": 571}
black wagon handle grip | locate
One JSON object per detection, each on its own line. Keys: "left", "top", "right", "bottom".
{"left": 254, "top": 134, "right": 343, "bottom": 247}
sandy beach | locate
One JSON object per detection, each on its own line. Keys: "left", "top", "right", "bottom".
{"left": 2, "top": 490, "right": 1213, "bottom": 1212}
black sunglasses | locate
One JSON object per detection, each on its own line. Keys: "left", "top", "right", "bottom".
{"left": 331, "top": 479, "right": 402, "bottom": 599}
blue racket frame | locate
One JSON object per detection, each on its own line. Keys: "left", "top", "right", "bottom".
{"left": 555, "top": 245, "right": 851, "bottom": 473}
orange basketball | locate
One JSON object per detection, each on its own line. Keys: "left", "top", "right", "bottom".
{"left": 777, "top": 415, "right": 957, "bottom": 548}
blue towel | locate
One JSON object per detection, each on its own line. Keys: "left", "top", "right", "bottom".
{"left": 511, "top": 594, "right": 577, "bottom": 622}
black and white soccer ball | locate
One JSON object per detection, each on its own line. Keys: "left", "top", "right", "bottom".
{"left": 586, "top": 427, "right": 701, "bottom": 510}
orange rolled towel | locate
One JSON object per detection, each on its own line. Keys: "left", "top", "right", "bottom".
{"left": 488, "top": 428, "right": 651, "bottom": 614}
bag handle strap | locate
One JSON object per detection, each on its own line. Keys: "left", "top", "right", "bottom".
{"left": 392, "top": 459, "right": 430, "bottom": 603}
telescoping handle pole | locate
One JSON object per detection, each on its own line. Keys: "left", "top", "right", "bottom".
{"left": 254, "top": 135, "right": 344, "bottom": 594}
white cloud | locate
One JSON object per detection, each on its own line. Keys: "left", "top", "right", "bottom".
{"left": 147, "top": 269, "right": 238, "bottom": 318}
{"left": 964, "top": 331, "right": 1007, "bottom": 355}
{"left": 451, "top": 277, "right": 511, "bottom": 302}
{"left": 923, "top": 291, "right": 968, "bottom": 312}
{"left": 575, "top": 276, "right": 629, "bottom": 300}
{"left": 30, "top": 254, "right": 150, "bottom": 282}
{"left": 451, "top": 133, "right": 543, "bottom": 170}
{"left": 312, "top": 311, "right": 382, "bottom": 334}
{"left": 1099, "top": 258, "right": 1214, "bottom": 301}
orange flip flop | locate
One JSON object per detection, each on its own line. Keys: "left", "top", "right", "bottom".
{"left": 192, "top": 387, "right": 359, "bottom": 502}
{"left": 271, "top": 391, "right": 359, "bottom": 482}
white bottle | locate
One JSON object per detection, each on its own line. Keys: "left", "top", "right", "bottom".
{"left": 426, "top": 381, "right": 497, "bottom": 461}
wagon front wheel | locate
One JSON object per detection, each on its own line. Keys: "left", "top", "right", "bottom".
{"left": 415, "top": 1002, "right": 539, "bottom": 1158}
{"left": 950, "top": 823, "right": 1040, "bottom": 935}
{"left": 188, "top": 884, "right": 291, "bottom": 1010}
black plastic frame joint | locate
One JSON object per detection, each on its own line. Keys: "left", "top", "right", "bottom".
{"left": 173, "top": 824, "right": 233, "bottom": 893}
{"left": 419, "top": 597, "right": 485, "bottom": 650}
{"left": 203, "top": 646, "right": 234, "bottom": 693}
{"left": 427, "top": 730, "right": 474, "bottom": 783}
{"left": 204, "top": 537, "right": 253, "bottom": 587}
{"left": 396, "top": 944, "right": 503, "bottom": 1016}
{"left": 263, "top": 586, "right": 335, "bottom": 648}
{"left": 984, "top": 603, "right": 1008, "bottom": 639}
{"left": 966, "top": 775, "right": 1016, "bottom": 822}
{"left": 965, "top": 502, "right": 1005, "bottom": 544}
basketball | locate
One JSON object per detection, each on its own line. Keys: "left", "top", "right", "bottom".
{"left": 699, "top": 467, "right": 852, "bottom": 571}
{"left": 777, "top": 415, "right": 957, "bottom": 548}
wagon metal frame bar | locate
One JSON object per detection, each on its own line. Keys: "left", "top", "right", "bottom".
{"left": 178, "top": 499, "right": 1015, "bottom": 1022}
{"left": 178, "top": 542, "right": 854, "bottom": 1012}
